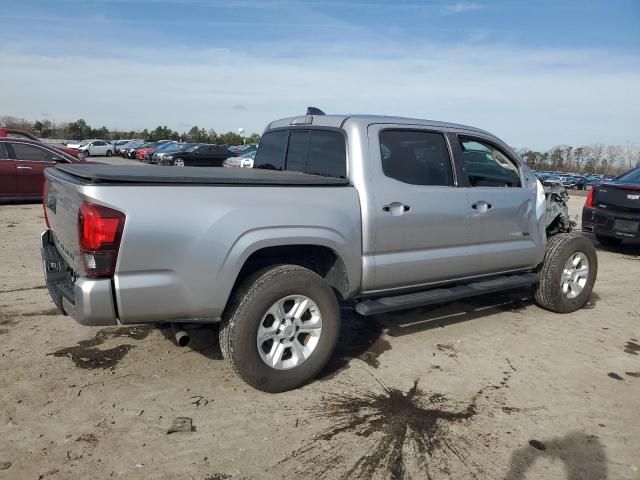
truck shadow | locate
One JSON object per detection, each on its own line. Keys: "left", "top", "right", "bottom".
{"left": 158, "top": 324, "right": 224, "bottom": 360}
{"left": 504, "top": 431, "right": 608, "bottom": 480}
{"left": 374, "top": 289, "right": 534, "bottom": 338}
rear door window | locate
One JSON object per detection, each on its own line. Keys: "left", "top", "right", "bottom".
{"left": 379, "top": 130, "right": 453, "bottom": 186}
{"left": 0, "top": 143, "right": 8, "bottom": 159}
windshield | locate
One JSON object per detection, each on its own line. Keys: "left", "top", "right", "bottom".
{"left": 166, "top": 143, "right": 189, "bottom": 152}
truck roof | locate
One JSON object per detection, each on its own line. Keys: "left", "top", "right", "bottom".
{"left": 267, "top": 114, "right": 494, "bottom": 137}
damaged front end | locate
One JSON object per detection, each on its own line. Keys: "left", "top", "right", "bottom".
{"left": 545, "top": 186, "right": 576, "bottom": 236}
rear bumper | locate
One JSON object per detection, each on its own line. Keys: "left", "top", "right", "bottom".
{"left": 41, "top": 230, "right": 118, "bottom": 326}
{"left": 582, "top": 206, "right": 640, "bottom": 239}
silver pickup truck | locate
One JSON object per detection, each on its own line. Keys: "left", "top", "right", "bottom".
{"left": 41, "top": 112, "right": 597, "bottom": 392}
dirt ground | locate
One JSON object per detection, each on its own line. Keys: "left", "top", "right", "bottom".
{"left": 1, "top": 178, "right": 639, "bottom": 480}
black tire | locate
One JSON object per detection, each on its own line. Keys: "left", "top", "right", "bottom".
{"left": 219, "top": 264, "right": 340, "bottom": 393}
{"left": 106, "top": 150, "right": 113, "bottom": 157}
{"left": 173, "top": 158, "right": 186, "bottom": 167}
{"left": 595, "top": 234, "right": 623, "bottom": 247}
{"left": 534, "top": 233, "right": 598, "bottom": 313}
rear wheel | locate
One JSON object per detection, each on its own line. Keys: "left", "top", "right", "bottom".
{"left": 173, "top": 158, "right": 186, "bottom": 167}
{"left": 106, "top": 150, "right": 113, "bottom": 157}
{"left": 535, "top": 233, "right": 598, "bottom": 313}
{"left": 219, "top": 265, "right": 340, "bottom": 392}
{"left": 595, "top": 234, "right": 623, "bottom": 247}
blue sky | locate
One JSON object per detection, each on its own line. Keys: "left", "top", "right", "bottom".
{"left": 1, "top": 0, "right": 639, "bottom": 148}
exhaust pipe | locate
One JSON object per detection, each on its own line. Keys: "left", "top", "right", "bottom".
{"left": 171, "top": 324, "right": 190, "bottom": 347}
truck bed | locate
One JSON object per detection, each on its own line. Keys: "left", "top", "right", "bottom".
{"left": 55, "top": 164, "right": 349, "bottom": 186}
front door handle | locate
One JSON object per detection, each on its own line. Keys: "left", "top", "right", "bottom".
{"left": 472, "top": 201, "right": 493, "bottom": 213}
{"left": 17, "top": 166, "right": 33, "bottom": 170}
{"left": 382, "top": 202, "right": 411, "bottom": 216}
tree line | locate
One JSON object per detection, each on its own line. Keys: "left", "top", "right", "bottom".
{"left": 3, "top": 115, "right": 638, "bottom": 175}
{"left": 1, "top": 116, "right": 261, "bottom": 146}
{"left": 517, "top": 144, "right": 640, "bottom": 176}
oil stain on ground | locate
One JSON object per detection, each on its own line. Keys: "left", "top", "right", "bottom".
{"left": 50, "top": 325, "right": 153, "bottom": 369}
{"left": 277, "top": 369, "right": 514, "bottom": 479}
{"left": 21, "top": 308, "right": 60, "bottom": 317}
{"left": 622, "top": 340, "right": 640, "bottom": 355}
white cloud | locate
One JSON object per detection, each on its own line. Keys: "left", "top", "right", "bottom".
{"left": 1, "top": 41, "right": 639, "bottom": 149}
{"left": 442, "top": 2, "right": 482, "bottom": 15}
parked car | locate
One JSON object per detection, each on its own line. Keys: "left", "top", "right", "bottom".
{"left": 223, "top": 150, "right": 256, "bottom": 168}
{"left": 0, "top": 137, "right": 86, "bottom": 201}
{"left": 140, "top": 141, "right": 180, "bottom": 162}
{"left": 113, "top": 139, "right": 142, "bottom": 156}
{"left": 40, "top": 111, "right": 596, "bottom": 393}
{"left": 159, "top": 144, "right": 237, "bottom": 167}
{"left": 135, "top": 142, "right": 168, "bottom": 161}
{"left": 122, "top": 141, "right": 147, "bottom": 158}
{"left": 583, "top": 166, "right": 640, "bottom": 246}
{"left": 150, "top": 143, "right": 194, "bottom": 164}
{"left": 542, "top": 176, "right": 563, "bottom": 188}
{"left": 67, "top": 140, "right": 114, "bottom": 157}
{"left": 0, "top": 128, "right": 83, "bottom": 159}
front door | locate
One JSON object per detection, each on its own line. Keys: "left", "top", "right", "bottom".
{"left": 367, "top": 125, "right": 477, "bottom": 292}
{"left": 0, "top": 142, "right": 17, "bottom": 197}
{"left": 9, "top": 142, "right": 57, "bottom": 197}
{"left": 451, "top": 134, "right": 544, "bottom": 274}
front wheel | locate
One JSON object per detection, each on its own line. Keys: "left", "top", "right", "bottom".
{"left": 535, "top": 233, "right": 598, "bottom": 313}
{"left": 219, "top": 265, "right": 340, "bottom": 393}
{"left": 173, "top": 158, "right": 186, "bottom": 167}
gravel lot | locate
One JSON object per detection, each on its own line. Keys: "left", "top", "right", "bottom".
{"left": 1, "top": 161, "right": 639, "bottom": 480}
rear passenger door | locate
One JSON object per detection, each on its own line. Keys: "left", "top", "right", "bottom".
{"left": 366, "top": 126, "right": 477, "bottom": 291}
{"left": 450, "top": 134, "right": 544, "bottom": 274}
{"left": 0, "top": 142, "right": 17, "bottom": 197}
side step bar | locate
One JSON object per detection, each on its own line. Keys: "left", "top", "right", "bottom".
{"left": 355, "top": 273, "right": 538, "bottom": 316}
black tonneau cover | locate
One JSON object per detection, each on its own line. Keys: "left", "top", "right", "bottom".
{"left": 55, "top": 164, "right": 349, "bottom": 186}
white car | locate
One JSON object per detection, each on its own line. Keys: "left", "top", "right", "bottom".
{"left": 223, "top": 150, "right": 256, "bottom": 168}
{"left": 68, "top": 140, "right": 114, "bottom": 157}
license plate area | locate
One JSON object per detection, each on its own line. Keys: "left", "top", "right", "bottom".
{"left": 614, "top": 219, "right": 639, "bottom": 233}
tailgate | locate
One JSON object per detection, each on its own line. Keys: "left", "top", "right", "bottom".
{"left": 43, "top": 169, "right": 86, "bottom": 275}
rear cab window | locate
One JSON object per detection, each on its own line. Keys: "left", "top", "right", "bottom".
{"left": 254, "top": 129, "right": 346, "bottom": 178}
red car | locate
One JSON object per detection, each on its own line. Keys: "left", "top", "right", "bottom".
{"left": 0, "top": 128, "right": 84, "bottom": 159}
{"left": 136, "top": 147, "right": 155, "bottom": 160}
{"left": 0, "top": 137, "right": 87, "bottom": 201}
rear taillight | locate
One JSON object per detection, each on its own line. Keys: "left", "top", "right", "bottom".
{"left": 78, "top": 202, "right": 125, "bottom": 278}
{"left": 42, "top": 181, "right": 50, "bottom": 228}
{"left": 585, "top": 187, "right": 596, "bottom": 208}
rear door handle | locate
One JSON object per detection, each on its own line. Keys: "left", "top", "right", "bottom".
{"left": 382, "top": 202, "right": 411, "bottom": 216}
{"left": 17, "top": 166, "right": 33, "bottom": 170}
{"left": 472, "top": 201, "right": 492, "bottom": 213}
